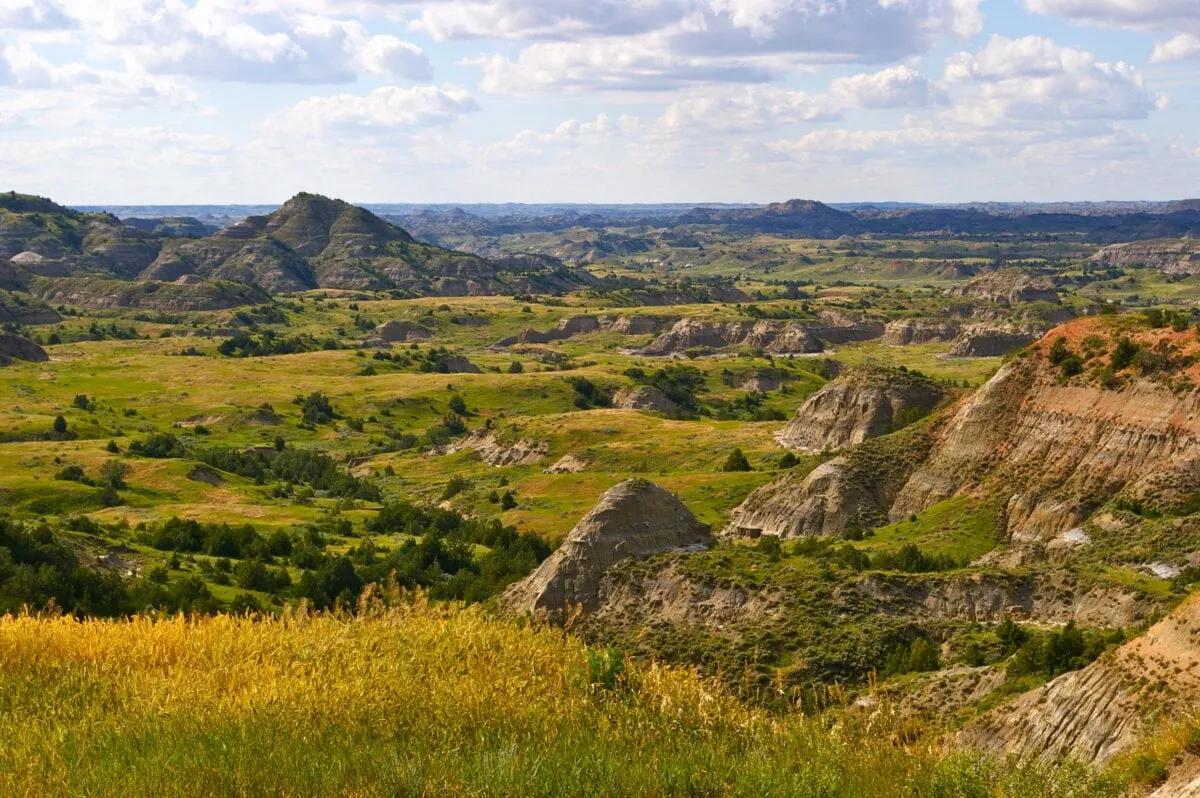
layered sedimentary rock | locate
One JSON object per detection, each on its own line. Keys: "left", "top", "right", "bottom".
{"left": 958, "top": 595, "right": 1200, "bottom": 765}
{"left": 638, "top": 319, "right": 824, "bottom": 356}
{"left": 946, "top": 271, "right": 1060, "bottom": 306}
{"left": 502, "top": 479, "right": 711, "bottom": 618}
{"left": 881, "top": 319, "right": 962, "bottom": 345}
{"left": 776, "top": 366, "right": 945, "bottom": 453}
{"left": 1091, "top": 237, "right": 1200, "bottom": 276}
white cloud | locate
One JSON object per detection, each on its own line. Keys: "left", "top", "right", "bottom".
{"left": 1151, "top": 34, "right": 1200, "bottom": 63}
{"left": 1, "top": 40, "right": 197, "bottom": 106}
{"left": 1024, "top": 0, "right": 1200, "bottom": 33}
{"left": 475, "top": 37, "right": 778, "bottom": 93}
{"left": 943, "top": 35, "right": 1161, "bottom": 124}
{"left": 68, "top": 1, "right": 432, "bottom": 84}
{"left": 0, "top": 0, "right": 73, "bottom": 30}
{"left": 659, "top": 86, "right": 841, "bottom": 132}
{"left": 456, "top": 0, "right": 981, "bottom": 93}
{"left": 830, "top": 65, "right": 943, "bottom": 108}
{"left": 262, "top": 84, "right": 478, "bottom": 136}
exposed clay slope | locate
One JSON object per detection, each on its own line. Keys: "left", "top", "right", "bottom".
{"left": 892, "top": 318, "right": 1200, "bottom": 544}
{"left": 946, "top": 270, "right": 1060, "bottom": 305}
{"left": 445, "top": 429, "right": 546, "bottom": 466}
{"left": 0, "top": 333, "right": 48, "bottom": 365}
{"left": 612, "top": 385, "right": 678, "bottom": 414}
{"left": 958, "top": 594, "right": 1200, "bottom": 765}
{"left": 776, "top": 366, "right": 946, "bottom": 453}
{"left": 1091, "top": 237, "right": 1200, "bottom": 276}
{"left": 882, "top": 319, "right": 961, "bottom": 345}
{"left": 724, "top": 420, "right": 937, "bottom": 539}
{"left": 501, "top": 479, "right": 711, "bottom": 618}
{"left": 639, "top": 319, "right": 824, "bottom": 356}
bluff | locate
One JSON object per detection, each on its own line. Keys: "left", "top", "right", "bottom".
{"left": 501, "top": 479, "right": 711, "bottom": 618}
{"left": 776, "top": 366, "right": 945, "bottom": 453}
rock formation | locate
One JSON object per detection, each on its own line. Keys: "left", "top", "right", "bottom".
{"left": 958, "top": 594, "right": 1200, "bottom": 765}
{"left": 946, "top": 270, "right": 1060, "bottom": 306}
{"left": 1091, "top": 237, "right": 1200, "bottom": 276}
{"left": 947, "top": 324, "right": 1039, "bottom": 357}
{"left": 881, "top": 319, "right": 961, "bottom": 345}
{"left": 639, "top": 318, "right": 824, "bottom": 356}
{"left": 0, "top": 333, "right": 49, "bottom": 365}
{"left": 445, "top": 430, "right": 548, "bottom": 466}
{"left": 501, "top": 479, "right": 711, "bottom": 618}
{"left": 375, "top": 320, "right": 433, "bottom": 343}
{"left": 612, "top": 385, "right": 679, "bottom": 414}
{"left": 776, "top": 366, "right": 946, "bottom": 452}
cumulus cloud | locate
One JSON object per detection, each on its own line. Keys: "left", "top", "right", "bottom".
{"left": 0, "top": 0, "right": 73, "bottom": 30}
{"left": 474, "top": 37, "right": 778, "bottom": 93}
{"left": 66, "top": 1, "right": 432, "bottom": 83}
{"left": 1024, "top": 0, "right": 1200, "bottom": 32}
{"left": 1, "top": 40, "right": 197, "bottom": 106}
{"left": 1151, "top": 34, "right": 1200, "bottom": 63}
{"left": 830, "top": 65, "right": 944, "bottom": 108}
{"left": 263, "top": 84, "right": 478, "bottom": 136}
{"left": 943, "top": 35, "right": 1162, "bottom": 124}
{"left": 456, "top": 0, "right": 981, "bottom": 92}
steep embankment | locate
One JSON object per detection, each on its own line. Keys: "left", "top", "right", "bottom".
{"left": 893, "top": 318, "right": 1200, "bottom": 545}
{"left": 733, "top": 317, "right": 1200, "bottom": 547}
{"left": 958, "top": 594, "right": 1200, "bottom": 765}
{"left": 1091, "top": 237, "right": 1200, "bottom": 276}
{"left": 502, "top": 479, "right": 711, "bottom": 618}
{"left": 776, "top": 365, "right": 946, "bottom": 453}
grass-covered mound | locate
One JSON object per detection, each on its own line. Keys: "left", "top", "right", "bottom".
{"left": 0, "top": 597, "right": 1109, "bottom": 798}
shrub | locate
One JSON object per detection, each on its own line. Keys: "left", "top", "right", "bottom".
{"left": 721, "top": 448, "right": 752, "bottom": 472}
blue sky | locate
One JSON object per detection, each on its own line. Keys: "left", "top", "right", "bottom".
{"left": 0, "top": 0, "right": 1197, "bottom": 203}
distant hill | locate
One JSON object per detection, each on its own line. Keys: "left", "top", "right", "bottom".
{"left": 0, "top": 191, "right": 598, "bottom": 301}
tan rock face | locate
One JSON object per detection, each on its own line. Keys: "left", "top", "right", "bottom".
{"left": 958, "top": 594, "right": 1200, "bottom": 765}
{"left": 612, "top": 385, "right": 678, "bottom": 414}
{"left": 947, "top": 324, "right": 1039, "bottom": 357}
{"left": 501, "top": 479, "right": 711, "bottom": 618}
{"left": 638, "top": 318, "right": 824, "bottom": 356}
{"left": 723, "top": 458, "right": 879, "bottom": 539}
{"left": 946, "top": 270, "right": 1060, "bottom": 306}
{"left": 1091, "top": 237, "right": 1200, "bottom": 276}
{"left": 776, "top": 366, "right": 945, "bottom": 453}
{"left": 892, "top": 348, "right": 1200, "bottom": 543}
{"left": 881, "top": 318, "right": 961, "bottom": 345}
{"left": 446, "top": 430, "right": 548, "bottom": 466}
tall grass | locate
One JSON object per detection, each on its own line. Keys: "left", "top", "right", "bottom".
{"left": 0, "top": 594, "right": 1111, "bottom": 797}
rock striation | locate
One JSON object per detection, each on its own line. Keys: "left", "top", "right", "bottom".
{"left": 502, "top": 479, "right": 711, "bottom": 618}
{"left": 776, "top": 366, "right": 945, "bottom": 453}
{"left": 1091, "top": 236, "right": 1200, "bottom": 276}
{"left": 958, "top": 594, "right": 1200, "bottom": 765}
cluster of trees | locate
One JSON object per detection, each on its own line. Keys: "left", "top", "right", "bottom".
{"left": 1001, "top": 619, "right": 1122, "bottom": 678}
{"left": 197, "top": 443, "right": 381, "bottom": 501}
{"left": 624, "top": 364, "right": 705, "bottom": 413}
{"left": 218, "top": 332, "right": 338, "bottom": 357}
{"left": 568, "top": 377, "right": 611, "bottom": 409}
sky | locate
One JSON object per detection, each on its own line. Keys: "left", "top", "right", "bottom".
{"left": 0, "top": 0, "right": 1198, "bottom": 204}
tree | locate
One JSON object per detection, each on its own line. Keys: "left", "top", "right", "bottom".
{"left": 500, "top": 491, "right": 517, "bottom": 511}
{"left": 722, "top": 448, "right": 752, "bottom": 472}
{"left": 448, "top": 395, "right": 467, "bottom": 415}
{"left": 98, "top": 460, "right": 128, "bottom": 490}
{"left": 507, "top": 360, "right": 524, "bottom": 374}
{"left": 52, "top": 415, "right": 67, "bottom": 434}
{"left": 300, "top": 392, "right": 335, "bottom": 425}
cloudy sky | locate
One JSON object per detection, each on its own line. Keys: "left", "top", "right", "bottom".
{"left": 1, "top": 0, "right": 1197, "bottom": 203}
